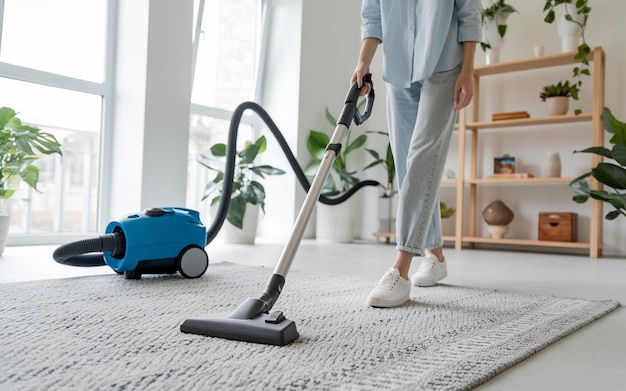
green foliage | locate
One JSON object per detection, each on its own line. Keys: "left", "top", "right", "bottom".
{"left": 440, "top": 201, "right": 456, "bottom": 219}
{"left": 0, "top": 107, "right": 62, "bottom": 199}
{"left": 543, "top": 0, "right": 592, "bottom": 115}
{"left": 539, "top": 80, "right": 574, "bottom": 101}
{"left": 198, "top": 135, "right": 285, "bottom": 229}
{"left": 570, "top": 107, "right": 626, "bottom": 220}
{"left": 305, "top": 107, "right": 368, "bottom": 194}
{"left": 480, "top": 0, "right": 518, "bottom": 51}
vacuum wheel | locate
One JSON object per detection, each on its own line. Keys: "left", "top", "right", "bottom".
{"left": 177, "top": 245, "right": 209, "bottom": 278}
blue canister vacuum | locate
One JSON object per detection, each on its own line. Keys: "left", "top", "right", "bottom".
{"left": 53, "top": 75, "right": 375, "bottom": 346}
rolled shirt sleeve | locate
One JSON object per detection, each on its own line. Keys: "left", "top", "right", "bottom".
{"left": 456, "top": 0, "right": 482, "bottom": 43}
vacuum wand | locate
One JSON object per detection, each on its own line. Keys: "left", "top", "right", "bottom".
{"left": 181, "top": 75, "right": 374, "bottom": 346}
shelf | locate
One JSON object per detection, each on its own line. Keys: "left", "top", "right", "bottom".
{"left": 473, "top": 50, "right": 596, "bottom": 77}
{"left": 467, "top": 177, "right": 574, "bottom": 185}
{"left": 462, "top": 236, "right": 592, "bottom": 249}
{"left": 440, "top": 179, "right": 457, "bottom": 186}
{"left": 447, "top": 46, "right": 605, "bottom": 258}
{"left": 455, "top": 113, "right": 592, "bottom": 130}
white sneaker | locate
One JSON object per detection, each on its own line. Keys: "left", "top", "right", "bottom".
{"left": 366, "top": 268, "right": 410, "bottom": 308}
{"left": 411, "top": 253, "right": 447, "bottom": 287}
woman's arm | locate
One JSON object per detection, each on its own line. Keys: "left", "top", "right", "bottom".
{"left": 454, "top": 41, "right": 477, "bottom": 112}
{"left": 352, "top": 37, "right": 380, "bottom": 95}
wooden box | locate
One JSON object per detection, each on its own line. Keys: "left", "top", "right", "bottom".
{"left": 538, "top": 212, "right": 577, "bottom": 242}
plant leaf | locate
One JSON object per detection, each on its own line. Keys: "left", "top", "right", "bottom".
{"left": 591, "top": 163, "right": 626, "bottom": 190}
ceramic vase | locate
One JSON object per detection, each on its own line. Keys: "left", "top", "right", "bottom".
{"left": 555, "top": 3, "right": 583, "bottom": 52}
{"left": 0, "top": 199, "right": 11, "bottom": 255}
{"left": 482, "top": 200, "right": 514, "bottom": 239}
{"left": 544, "top": 151, "right": 562, "bottom": 178}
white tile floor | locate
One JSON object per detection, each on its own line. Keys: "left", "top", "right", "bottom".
{"left": 1, "top": 239, "right": 624, "bottom": 390}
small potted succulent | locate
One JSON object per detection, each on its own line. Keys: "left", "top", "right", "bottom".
{"left": 539, "top": 80, "right": 575, "bottom": 116}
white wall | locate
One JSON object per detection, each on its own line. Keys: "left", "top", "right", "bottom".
{"left": 258, "top": 0, "right": 626, "bottom": 256}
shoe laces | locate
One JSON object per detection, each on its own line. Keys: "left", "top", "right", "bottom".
{"left": 377, "top": 269, "right": 402, "bottom": 290}
{"left": 418, "top": 255, "right": 437, "bottom": 273}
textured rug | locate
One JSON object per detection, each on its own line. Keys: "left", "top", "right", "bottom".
{"left": 0, "top": 262, "right": 619, "bottom": 391}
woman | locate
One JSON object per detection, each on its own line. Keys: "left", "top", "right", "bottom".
{"left": 351, "top": 0, "right": 481, "bottom": 307}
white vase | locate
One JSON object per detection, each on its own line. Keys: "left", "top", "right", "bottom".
{"left": 555, "top": 3, "right": 583, "bottom": 52}
{"left": 544, "top": 151, "right": 562, "bottom": 178}
{"left": 545, "top": 96, "right": 569, "bottom": 116}
{"left": 316, "top": 197, "right": 355, "bottom": 243}
{"left": 482, "top": 13, "right": 509, "bottom": 64}
{"left": 222, "top": 203, "right": 260, "bottom": 244}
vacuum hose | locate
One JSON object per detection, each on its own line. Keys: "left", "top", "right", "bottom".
{"left": 205, "top": 100, "right": 381, "bottom": 244}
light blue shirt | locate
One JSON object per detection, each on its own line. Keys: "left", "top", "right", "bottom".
{"left": 361, "top": 0, "right": 481, "bottom": 87}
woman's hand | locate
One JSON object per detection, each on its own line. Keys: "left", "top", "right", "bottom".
{"left": 453, "top": 68, "right": 473, "bottom": 112}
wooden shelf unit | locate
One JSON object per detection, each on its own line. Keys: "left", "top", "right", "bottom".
{"left": 451, "top": 47, "right": 605, "bottom": 258}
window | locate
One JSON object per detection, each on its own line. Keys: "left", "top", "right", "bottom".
{"left": 0, "top": 0, "right": 112, "bottom": 240}
{"left": 187, "top": 0, "right": 267, "bottom": 219}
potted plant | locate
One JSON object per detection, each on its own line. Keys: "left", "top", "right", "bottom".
{"left": 305, "top": 107, "right": 368, "bottom": 194}
{"left": 198, "top": 135, "right": 285, "bottom": 244}
{"left": 481, "top": 0, "right": 518, "bottom": 64}
{"left": 364, "top": 131, "right": 396, "bottom": 235}
{"left": 0, "top": 106, "right": 63, "bottom": 254}
{"left": 539, "top": 80, "right": 574, "bottom": 115}
{"left": 543, "top": 0, "right": 592, "bottom": 115}
{"left": 306, "top": 107, "right": 368, "bottom": 243}
{"left": 570, "top": 107, "right": 626, "bottom": 220}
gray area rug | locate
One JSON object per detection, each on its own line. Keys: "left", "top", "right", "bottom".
{"left": 0, "top": 262, "right": 619, "bottom": 391}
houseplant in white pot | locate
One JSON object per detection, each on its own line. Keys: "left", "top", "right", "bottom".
{"left": 306, "top": 107, "right": 368, "bottom": 243}
{"left": 481, "top": 0, "right": 518, "bottom": 64}
{"left": 199, "top": 135, "right": 285, "bottom": 244}
{"left": 543, "top": 0, "right": 591, "bottom": 115}
{"left": 364, "top": 131, "right": 397, "bottom": 235}
{"left": 539, "top": 80, "right": 574, "bottom": 116}
{"left": 0, "top": 106, "right": 63, "bottom": 254}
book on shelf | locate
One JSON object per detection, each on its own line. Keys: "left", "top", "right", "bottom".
{"left": 488, "top": 173, "right": 535, "bottom": 179}
{"left": 492, "top": 111, "right": 530, "bottom": 121}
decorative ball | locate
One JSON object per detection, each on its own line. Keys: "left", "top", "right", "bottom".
{"left": 482, "top": 200, "right": 514, "bottom": 226}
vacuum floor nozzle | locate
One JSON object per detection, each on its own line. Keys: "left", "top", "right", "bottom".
{"left": 181, "top": 311, "right": 299, "bottom": 346}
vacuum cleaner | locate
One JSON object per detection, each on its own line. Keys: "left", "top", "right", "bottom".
{"left": 180, "top": 75, "right": 375, "bottom": 346}
{"left": 54, "top": 75, "right": 375, "bottom": 345}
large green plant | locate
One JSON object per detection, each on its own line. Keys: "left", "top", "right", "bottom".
{"left": 199, "top": 135, "right": 285, "bottom": 229}
{"left": 543, "top": 0, "right": 592, "bottom": 114}
{"left": 0, "top": 107, "right": 62, "bottom": 199}
{"left": 570, "top": 107, "right": 626, "bottom": 220}
{"left": 305, "top": 107, "right": 367, "bottom": 194}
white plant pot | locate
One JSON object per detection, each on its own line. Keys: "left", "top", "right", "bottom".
{"left": 487, "top": 224, "right": 509, "bottom": 239}
{"left": 545, "top": 96, "right": 569, "bottom": 116}
{"left": 482, "top": 13, "right": 509, "bottom": 64}
{"left": 377, "top": 195, "right": 398, "bottom": 233}
{"left": 555, "top": 3, "right": 583, "bottom": 52}
{"left": 222, "top": 203, "right": 260, "bottom": 244}
{"left": 316, "top": 197, "right": 355, "bottom": 243}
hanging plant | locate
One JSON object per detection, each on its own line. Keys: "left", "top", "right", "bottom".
{"left": 480, "top": 0, "right": 518, "bottom": 51}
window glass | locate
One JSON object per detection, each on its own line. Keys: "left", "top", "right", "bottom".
{"left": 191, "top": 0, "right": 261, "bottom": 110}
{"left": 0, "top": 0, "right": 107, "bottom": 82}
{"left": 0, "top": 78, "right": 101, "bottom": 233}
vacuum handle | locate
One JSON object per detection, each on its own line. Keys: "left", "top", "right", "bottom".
{"left": 338, "top": 74, "right": 374, "bottom": 127}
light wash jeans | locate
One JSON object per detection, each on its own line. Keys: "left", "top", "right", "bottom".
{"left": 386, "top": 65, "right": 460, "bottom": 256}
